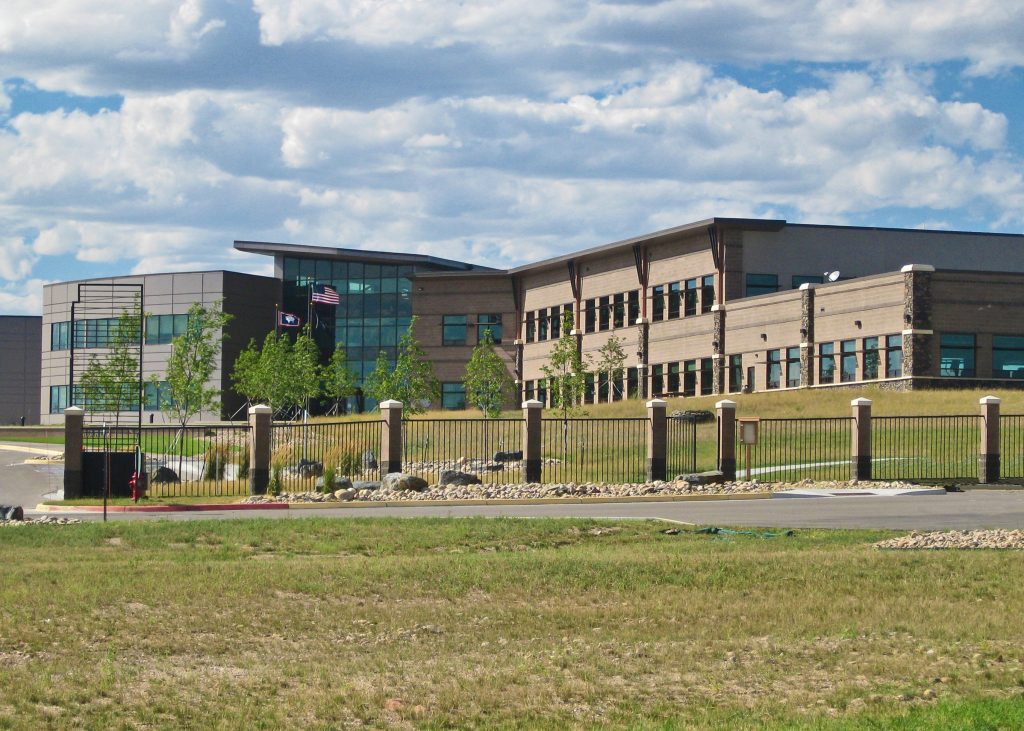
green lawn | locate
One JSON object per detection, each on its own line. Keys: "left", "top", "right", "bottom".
{"left": 1, "top": 518, "right": 1022, "bottom": 729}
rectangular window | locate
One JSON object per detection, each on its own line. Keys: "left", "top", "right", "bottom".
{"left": 700, "top": 358, "right": 713, "bottom": 396}
{"left": 525, "top": 312, "right": 535, "bottom": 343}
{"left": 684, "top": 279, "right": 698, "bottom": 317}
{"left": 993, "top": 335, "right": 1024, "bottom": 378}
{"left": 792, "top": 275, "right": 825, "bottom": 289}
{"left": 549, "top": 307, "right": 561, "bottom": 339}
{"left": 667, "top": 361, "right": 680, "bottom": 394}
{"left": 627, "top": 367, "right": 639, "bottom": 399}
{"left": 50, "top": 321, "right": 70, "bottom": 351}
{"left": 525, "top": 380, "right": 535, "bottom": 402}
{"left": 767, "top": 349, "right": 782, "bottom": 389}
{"left": 651, "top": 285, "right": 665, "bottom": 322}
{"left": 585, "top": 299, "right": 596, "bottom": 333}
{"left": 819, "top": 343, "right": 836, "bottom": 384}
{"left": 538, "top": 310, "right": 548, "bottom": 341}
{"left": 612, "top": 293, "right": 625, "bottom": 328}
{"left": 599, "top": 296, "right": 610, "bottom": 331}
{"left": 841, "top": 340, "right": 857, "bottom": 382}
{"left": 144, "top": 381, "right": 171, "bottom": 411}
{"left": 441, "top": 383, "right": 466, "bottom": 410}
{"left": 886, "top": 335, "right": 903, "bottom": 378}
{"left": 940, "top": 333, "right": 976, "bottom": 377}
{"left": 701, "top": 275, "right": 715, "bottom": 314}
{"left": 145, "top": 314, "right": 190, "bottom": 346}
{"left": 597, "top": 371, "right": 608, "bottom": 402}
{"left": 786, "top": 346, "right": 801, "bottom": 388}
{"left": 683, "top": 360, "right": 697, "bottom": 397}
{"left": 651, "top": 364, "right": 664, "bottom": 396}
{"left": 667, "top": 282, "right": 681, "bottom": 319}
{"left": 49, "top": 385, "right": 68, "bottom": 414}
{"left": 537, "top": 379, "right": 548, "bottom": 407}
{"left": 746, "top": 273, "right": 780, "bottom": 297}
{"left": 442, "top": 315, "right": 467, "bottom": 346}
{"left": 584, "top": 373, "right": 595, "bottom": 404}
{"left": 477, "top": 314, "right": 502, "bottom": 344}
{"left": 627, "top": 290, "right": 640, "bottom": 324}
{"left": 862, "top": 337, "right": 879, "bottom": 379}
{"left": 728, "top": 355, "right": 743, "bottom": 393}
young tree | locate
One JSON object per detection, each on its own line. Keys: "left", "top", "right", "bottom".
{"left": 365, "top": 316, "right": 439, "bottom": 414}
{"left": 324, "top": 345, "right": 358, "bottom": 415}
{"left": 290, "top": 326, "right": 323, "bottom": 417}
{"left": 156, "top": 301, "right": 232, "bottom": 429}
{"left": 594, "top": 334, "right": 628, "bottom": 400}
{"left": 463, "top": 328, "right": 514, "bottom": 417}
{"left": 230, "top": 331, "right": 302, "bottom": 415}
{"left": 230, "top": 339, "right": 262, "bottom": 408}
{"left": 78, "top": 299, "right": 143, "bottom": 427}
{"left": 540, "top": 309, "right": 589, "bottom": 420}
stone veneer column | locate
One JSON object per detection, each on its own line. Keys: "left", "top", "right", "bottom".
{"left": 522, "top": 399, "right": 543, "bottom": 483}
{"left": 979, "top": 395, "right": 1000, "bottom": 484}
{"left": 901, "top": 264, "right": 935, "bottom": 382}
{"left": 716, "top": 399, "right": 737, "bottom": 481}
{"left": 636, "top": 317, "right": 649, "bottom": 399}
{"left": 646, "top": 399, "right": 667, "bottom": 482}
{"left": 799, "top": 283, "right": 815, "bottom": 387}
{"left": 248, "top": 404, "right": 272, "bottom": 495}
{"left": 711, "top": 304, "right": 726, "bottom": 394}
{"left": 63, "top": 406, "right": 84, "bottom": 499}
{"left": 379, "top": 400, "right": 404, "bottom": 475}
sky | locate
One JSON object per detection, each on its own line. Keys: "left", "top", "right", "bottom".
{"left": 1, "top": 0, "right": 1023, "bottom": 315}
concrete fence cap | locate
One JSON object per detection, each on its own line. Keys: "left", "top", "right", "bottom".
{"left": 980, "top": 395, "right": 1001, "bottom": 405}
{"left": 63, "top": 406, "right": 84, "bottom": 415}
{"left": 248, "top": 404, "right": 272, "bottom": 415}
{"left": 646, "top": 399, "right": 668, "bottom": 408}
{"left": 900, "top": 264, "right": 936, "bottom": 273}
{"left": 522, "top": 399, "right": 543, "bottom": 409}
{"left": 851, "top": 397, "right": 873, "bottom": 406}
{"left": 378, "top": 399, "right": 403, "bottom": 408}
{"left": 715, "top": 399, "right": 737, "bottom": 409}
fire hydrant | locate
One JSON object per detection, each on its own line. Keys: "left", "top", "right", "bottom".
{"left": 129, "top": 471, "right": 147, "bottom": 503}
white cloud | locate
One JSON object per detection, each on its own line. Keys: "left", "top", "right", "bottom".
{"left": 0, "top": 236, "right": 37, "bottom": 280}
{"left": 0, "top": 277, "right": 48, "bottom": 315}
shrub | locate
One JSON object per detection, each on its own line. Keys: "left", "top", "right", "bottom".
{"left": 238, "top": 447, "right": 250, "bottom": 480}
{"left": 324, "top": 443, "right": 367, "bottom": 477}
{"left": 203, "top": 443, "right": 229, "bottom": 480}
{"left": 322, "top": 465, "right": 336, "bottom": 494}
{"left": 269, "top": 465, "right": 283, "bottom": 496}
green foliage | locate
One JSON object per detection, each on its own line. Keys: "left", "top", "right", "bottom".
{"left": 463, "top": 328, "right": 513, "bottom": 417}
{"left": 202, "top": 443, "right": 229, "bottom": 480}
{"left": 268, "top": 465, "right": 283, "bottom": 496}
{"left": 230, "top": 327, "right": 323, "bottom": 415}
{"left": 321, "top": 465, "right": 336, "bottom": 494}
{"left": 77, "top": 298, "right": 143, "bottom": 427}
{"left": 291, "top": 326, "right": 323, "bottom": 413}
{"left": 541, "top": 309, "right": 589, "bottom": 419}
{"left": 156, "top": 300, "right": 232, "bottom": 428}
{"left": 364, "top": 316, "right": 439, "bottom": 414}
{"left": 594, "top": 334, "right": 628, "bottom": 400}
{"left": 323, "top": 345, "right": 358, "bottom": 413}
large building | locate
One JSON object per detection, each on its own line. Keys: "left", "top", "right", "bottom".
{"left": 32, "top": 218, "right": 1024, "bottom": 423}
{"left": 0, "top": 316, "right": 42, "bottom": 424}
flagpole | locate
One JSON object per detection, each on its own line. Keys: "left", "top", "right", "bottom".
{"left": 275, "top": 303, "right": 279, "bottom": 336}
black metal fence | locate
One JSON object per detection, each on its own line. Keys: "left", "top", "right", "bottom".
{"left": 666, "top": 416, "right": 698, "bottom": 476}
{"left": 1000, "top": 414, "right": 1024, "bottom": 479}
{"left": 735, "top": 417, "right": 852, "bottom": 482}
{"left": 270, "top": 419, "right": 382, "bottom": 492}
{"left": 403, "top": 418, "right": 524, "bottom": 485}
{"left": 541, "top": 417, "right": 647, "bottom": 484}
{"left": 141, "top": 425, "right": 251, "bottom": 497}
{"left": 872, "top": 415, "right": 978, "bottom": 482}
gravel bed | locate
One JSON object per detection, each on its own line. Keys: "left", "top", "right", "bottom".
{"left": 875, "top": 529, "right": 1024, "bottom": 550}
{"left": 239, "top": 479, "right": 925, "bottom": 504}
{"left": 0, "top": 516, "right": 81, "bottom": 527}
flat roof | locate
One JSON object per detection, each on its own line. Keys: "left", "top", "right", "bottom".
{"left": 42, "top": 270, "right": 278, "bottom": 288}
{"left": 233, "top": 240, "right": 497, "bottom": 272}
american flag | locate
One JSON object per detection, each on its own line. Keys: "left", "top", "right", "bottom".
{"left": 311, "top": 283, "right": 340, "bottom": 305}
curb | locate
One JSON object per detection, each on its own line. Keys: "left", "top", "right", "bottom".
{"left": 34, "top": 492, "right": 772, "bottom": 513}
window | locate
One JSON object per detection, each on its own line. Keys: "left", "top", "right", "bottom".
{"left": 442, "top": 315, "right": 467, "bottom": 346}
{"left": 525, "top": 312, "right": 535, "bottom": 343}
{"left": 627, "top": 290, "right": 640, "bottom": 324}
{"left": 538, "top": 310, "right": 548, "bottom": 341}
{"left": 684, "top": 279, "right": 698, "bottom": 317}
{"left": 477, "top": 314, "right": 502, "bottom": 344}
{"left": 667, "top": 282, "right": 681, "bottom": 319}
{"left": 598, "top": 296, "right": 610, "bottom": 331}
{"left": 145, "top": 314, "right": 189, "bottom": 345}
{"left": 49, "top": 385, "right": 68, "bottom": 414}
{"left": 786, "top": 346, "right": 801, "bottom": 388}
{"left": 613, "top": 293, "right": 625, "bottom": 328}
{"left": 862, "top": 337, "right": 879, "bottom": 379}
{"left": 701, "top": 275, "right": 715, "bottom": 314}
{"left": 585, "top": 299, "right": 596, "bottom": 333}
{"left": 940, "top": 333, "right": 976, "bottom": 377}
{"left": 819, "top": 343, "right": 836, "bottom": 384}
{"left": 584, "top": 373, "right": 595, "bottom": 403}
{"left": 651, "top": 364, "right": 664, "bottom": 396}
{"left": 682, "top": 360, "right": 697, "bottom": 397}
{"left": 627, "top": 367, "right": 639, "bottom": 399}
{"left": 729, "top": 355, "right": 743, "bottom": 393}
{"left": 746, "top": 273, "right": 779, "bottom": 297}
{"left": 597, "top": 371, "right": 609, "bottom": 402}
{"left": 792, "top": 275, "right": 824, "bottom": 289}
{"left": 993, "top": 336, "right": 1024, "bottom": 378}
{"left": 886, "top": 335, "right": 903, "bottom": 378}
{"left": 537, "top": 379, "right": 548, "bottom": 407}
{"left": 51, "top": 321, "right": 70, "bottom": 351}
{"left": 700, "top": 358, "right": 713, "bottom": 395}
{"left": 525, "top": 380, "right": 535, "bottom": 402}
{"left": 651, "top": 285, "right": 665, "bottom": 322}
{"left": 667, "top": 361, "right": 680, "bottom": 394}
{"left": 144, "top": 381, "right": 172, "bottom": 411}
{"left": 767, "top": 349, "right": 782, "bottom": 389}
{"left": 840, "top": 340, "right": 857, "bottom": 382}
{"left": 441, "top": 383, "right": 466, "bottom": 410}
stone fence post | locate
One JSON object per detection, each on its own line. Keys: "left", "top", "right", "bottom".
{"left": 716, "top": 400, "right": 736, "bottom": 481}
{"left": 380, "top": 400, "right": 403, "bottom": 475}
{"left": 979, "top": 395, "right": 1000, "bottom": 484}
{"left": 63, "top": 406, "right": 84, "bottom": 499}
{"left": 851, "top": 397, "right": 872, "bottom": 481}
{"left": 248, "top": 404, "right": 272, "bottom": 495}
{"left": 522, "top": 399, "right": 542, "bottom": 483}
{"left": 646, "top": 399, "right": 667, "bottom": 482}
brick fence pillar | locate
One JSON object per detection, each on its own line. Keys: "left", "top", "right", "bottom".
{"left": 851, "top": 397, "right": 872, "bottom": 481}
{"left": 380, "top": 400, "right": 404, "bottom": 475}
{"left": 979, "top": 395, "right": 1000, "bottom": 484}
{"left": 522, "top": 399, "right": 543, "bottom": 483}
{"left": 63, "top": 406, "right": 84, "bottom": 499}
{"left": 716, "top": 399, "right": 736, "bottom": 481}
{"left": 646, "top": 398, "right": 667, "bottom": 482}
{"left": 248, "top": 404, "right": 272, "bottom": 495}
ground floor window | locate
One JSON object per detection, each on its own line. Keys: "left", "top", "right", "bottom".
{"left": 49, "top": 385, "right": 68, "bottom": 414}
{"left": 627, "top": 367, "right": 639, "bottom": 399}
{"left": 441, "top": 383, "right": 466, "bottom": 410}
{"left": 729, "top": 355, "right": 742, "bottom": 393}
{"left": 524, "top": 380, "right": 535, "bottom": 402}
{"left": 667, "top": 362, "right": 680, "bottom": 394}
{"left": 144, "top": 381, "right": 172, "bottom": 411}
{"left": 819, "top": 343, "right": 835, "bottom": 383}
{"left": 840, "top": 340, "right": 857, "bottom": 382}
{"left": 786, "top": 346, "right": 801, "bottom": 387}
{"left": 651, "top": 364, "right": 664, "bottom": 396}
{"left": 682, "top": 360, "right": 696, "bottom": 397}
{"left": 767, "top": 349, "right": 782, "bottom": 389}
{"left": 993, "top": 335, "right": 1024, "bottom": 378}
{"left": 700, "top": 358, "right": 713, "bottom": 395}
{"left": 862, "top": 337, "right": 879, "bottom": 379}
{"left": 885, "top": 335, "right": 903, "bottom": 378}
{"left": 940, "top": 333, "right": 976, "bottom": 377}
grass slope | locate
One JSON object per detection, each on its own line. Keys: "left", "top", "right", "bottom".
{"left": 1, "top": 518, "right": 1022, "bottom": 729}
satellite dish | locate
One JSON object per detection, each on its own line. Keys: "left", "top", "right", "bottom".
{"left": 825, "top": 271, "right": 841, "bottom": 282}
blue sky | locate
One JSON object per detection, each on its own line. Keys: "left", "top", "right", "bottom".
{"left": 1, "top": 0, "right": 1023, "bottom": 314}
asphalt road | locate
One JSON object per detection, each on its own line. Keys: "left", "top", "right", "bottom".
{"left": 5, "top": 441, "right": 1024, "bottom": 530}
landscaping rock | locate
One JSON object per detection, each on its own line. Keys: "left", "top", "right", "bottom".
{"left": 295, "top": 459, "right": 323, "bottom": 478}
{"left": 676, "top": 470, "right": 725, "bottom": 485}
{"left": 492, "top": 450, "right": 523, "bottom": 462}
{"left": 875, "top": 529, "right": 1024, "bottom": 550}
{"left": 362, "top": 450, "right": 378, "bottom": 470}
{"left": 334, "top": 488, "right": 358, "bottom": 501}
{"left": 152, "top": 466, "right": 180, "bottom": 483}
{"left": 439, "top": 470, "right": 482, "bottom": 486}
{"left": 315, "top": 475, "right": 353, "bottom": 491}
{"left": 0, "top": 505, "right": 24, "bottom": 521}
{"left": 353, "top": 480, "right": 381, "bottom": 491}
{"left": 382, "top": 472, "right": 429, "bottom": 492}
